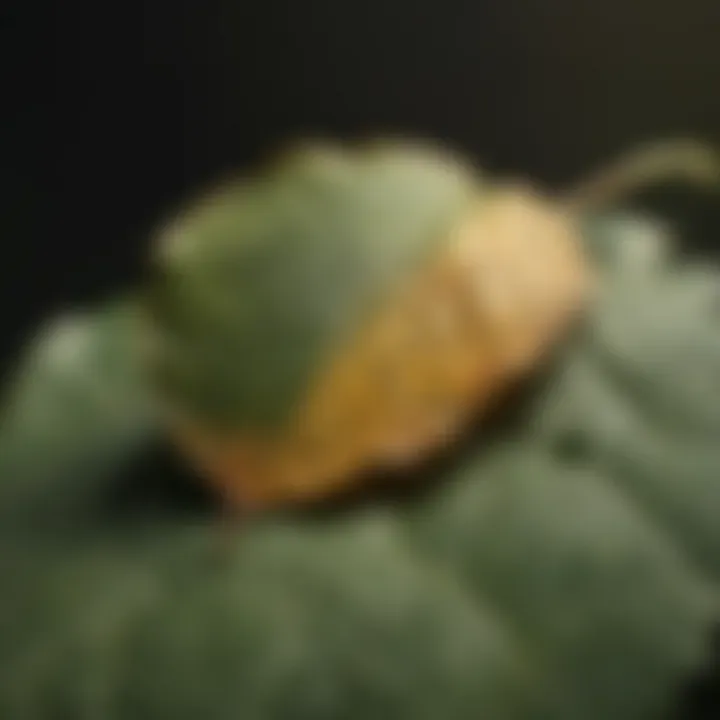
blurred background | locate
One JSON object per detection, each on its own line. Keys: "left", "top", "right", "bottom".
{"left": 2, "top": 0, "right": 720, "bottom": 368}
{"left": 1, "top": 1, "right": 719, "bottom": 715}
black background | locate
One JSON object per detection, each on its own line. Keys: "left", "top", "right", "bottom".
{"left": 1, "top": 1, "right": 720, "bottom": 716}
{"left": 3, "top": 0, "right": 720, "bottom": 359}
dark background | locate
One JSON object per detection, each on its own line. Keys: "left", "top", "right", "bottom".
{"left": 2, "top": 0, "right": 720, "bottom": 361}
{"left": 1, "top": 1, "right": 719, "bottom": 716}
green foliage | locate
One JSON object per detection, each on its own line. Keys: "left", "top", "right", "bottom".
{"left": 0, "top": 298, "right": 157, "bottom": 529}
{"left": 0, "top": 210, "right": 718, "bottom": 720}
{"left": 537, "top": 212, "right": 720, "bottom": 578}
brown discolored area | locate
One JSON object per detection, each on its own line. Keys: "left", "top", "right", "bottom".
{"left": 169, "top": 187, "right": 594, "bottom": 511}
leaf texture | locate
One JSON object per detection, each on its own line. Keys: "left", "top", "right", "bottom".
{"left": 0, "top": 212, "right": 717, "bottom": 720}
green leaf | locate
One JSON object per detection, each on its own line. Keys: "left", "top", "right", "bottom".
{"left": 0, "top": 211, "right": 718, "bottom": 720}
{"left": 530, "top": 222, "right": 720, "bottom": 580}
{"left": 0, "top": 516, "right": 538, "bottom": 720}
{"left": 408, "top": 447, "right": 715, "bottom": 720}
{"left": 0, "top": 298, "right": 159, "bottom": 529}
